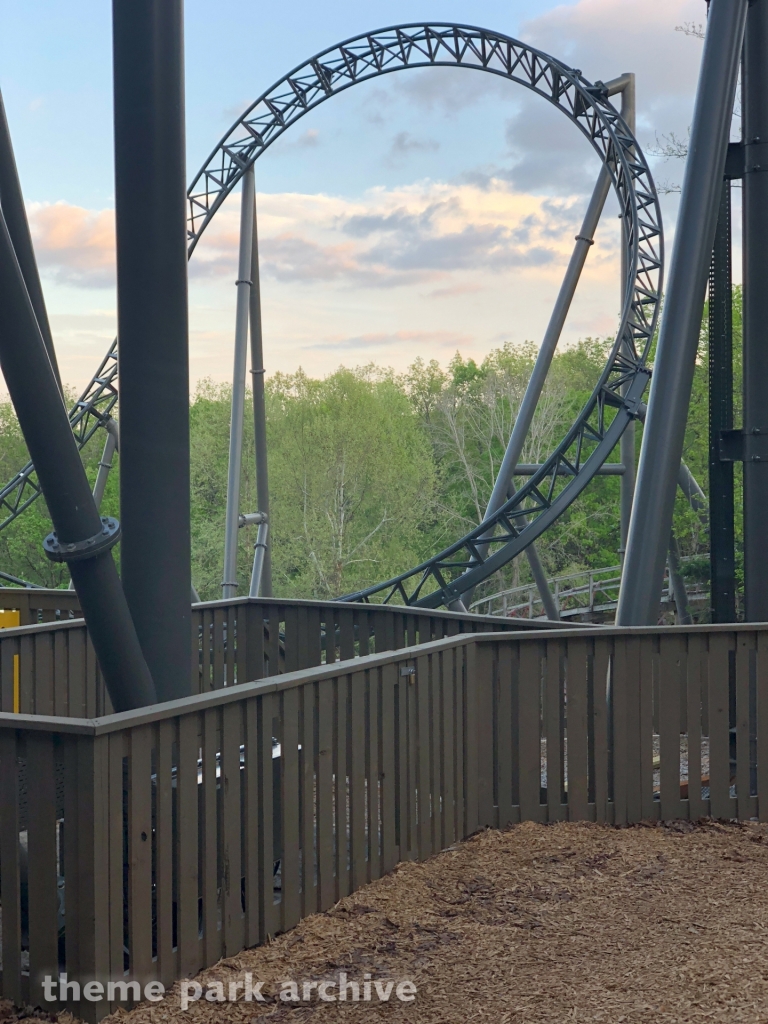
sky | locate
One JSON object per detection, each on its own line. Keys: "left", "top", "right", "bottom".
{"left": 0, "top": 0, "right": 714, "bottom": 393}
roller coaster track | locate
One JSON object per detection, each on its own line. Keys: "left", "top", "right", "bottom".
{"left": 0, "top": 24, "right": 663, "bottom": 608}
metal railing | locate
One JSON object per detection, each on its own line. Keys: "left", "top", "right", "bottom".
{"left": 471, "top": 563, "right": 709, "bottom": 620}
{"left": 0, "top": 618, "right": 765, "bottom": 1019}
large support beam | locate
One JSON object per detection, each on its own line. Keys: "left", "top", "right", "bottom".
{"left": 0, "top": 89, "right": 60, "bottom": 389}
{"left": 0, "top": 206, "right": 155, "bottom": 711}
{"left": 709, "top": 182, "right": 737, "bottom": 622}
{"left": 113, "top": 0, "right": 192, "bottom": 700}
{"left": 222, "top": 167, "right": 255, "bottom": 597}
{"left": 249, "top": 176, "right": 273, "bottom": 596}
{"left": 742, "top": 0, "right": 768, "bottom": 621}
{"left": 617, "top": 0, "right": 746, "bottom": 626}
{"left": 459, "top": 73, "right": 633, "bottom": 618}
{"left": 619, "top": 75, "right": 637, "bottom": 562}
{"left": 667, "top": 533, "right": 693, "bottom": 626}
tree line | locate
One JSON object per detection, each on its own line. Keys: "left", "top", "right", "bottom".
{"left": 0, "top": 293, "right": 736, "bottom": 608}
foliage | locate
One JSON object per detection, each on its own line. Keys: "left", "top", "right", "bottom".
{"left": 0, "top": 293, "right": 741, "bottom": 608}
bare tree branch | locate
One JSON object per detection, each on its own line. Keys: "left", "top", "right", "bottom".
{"left": 675, "top": 22, "right": 705, "bottom": 40}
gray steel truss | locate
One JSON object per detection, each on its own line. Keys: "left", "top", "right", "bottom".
{"left": 0, "top": 24, "right": 663, "bottom": 610}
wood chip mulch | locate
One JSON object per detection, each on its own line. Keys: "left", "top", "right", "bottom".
{"left": 12, "top": 819, "right": 768, "bottom": 1024}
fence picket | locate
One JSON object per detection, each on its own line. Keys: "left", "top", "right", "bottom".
{"left": 155, "top": 719, "right": 176, "bottom": 984}
{"left": 350, "top": 669, "right": 368, "bottom": 885}
{"left": 592, "top": 638, "right": 610, "bottom": 823}
{"left": 545, "top": 639, "right": 565, "bottom": 822}
{"left": 336, "top": 674, "right": 351, "bottom": 894}
{"left": 519, "top": 641, "right": 542, "bottom": 822}
{"left": 281, "top": 686, "right": 301, "bottom": 930}
{"left": 317, "top": 678, "right": 335, "bottom": 909}
{"left": 611, "top": 638, "right": 628, "bottom": 825}
{"left": 416, "top": 654, "right": 434, "bottom": 857}
{"left": 369, "top": 665, "right": 382, "bottom": 880}
{"left": 380, "top": 663, "right": 398, "bottom": 872}
{"left": 566, "top": 639, "right": 589, "bottom": 822}
{"left": 658, "top": 635, "right": 684, "bottom": 821}
{"left": 27, "top": 733, "right": 60, "bottom": 1005}
{"left": 496, "top": 642, "right": 514, "bottom": 828}
{"left": 225, "top": 605, "right": 236, "bottom": 687}
{"left": 708, "top": 633, "right": 733, "bottom": 819}
{"left": 260, "top": 692, "right": 279, "bottom": 940}
{"left": 243, "top": 697, "right": 260, "bottom": 947}
{"left": 440, "top": 649, "right": 456, "bottom": 845}
{"left": 735, "top": 633, "right": 753, "bottom": 819}
{"left": 177, "top": 713, "right": 202, "bottom": 975}
{"left": 685, "top": 635, "right": 705, "bottom": 818}
{"left": 202, "top": 708, "right": 221, "bottom": 966}
{"left": 127, "top": 724, "right": 154, "bottom": 986}
{"left": 301, "top": 681, "right": 318, "bottom": 914}
{"left": 221, "top": 702, "right": 244, "bottom": 954}
{"left": 757, "top": 634, "right": 768, "bottom": 822}
{"left": 0, "top": 731, "right": 22, "bottom": 1004}
{"left": 640, "top": 639, "right": 655, "bottom": 820}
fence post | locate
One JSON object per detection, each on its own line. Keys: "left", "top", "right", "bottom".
{"left": 468, "top": 639, "right": 495, "bottom": 829}
{"left": 63, "top": 732, "right": 112, "bottom": 1022}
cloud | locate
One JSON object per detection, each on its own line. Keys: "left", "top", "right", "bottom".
{"left": 522, "top": 0, "right": 704, "bottom": 145}
{"left": 389, "top": 131, "right": 440, "bottom": 158}
{"left": 191, "top": 179, "right": 599, "bottom": 290}
{"left": 502, "top": 97, "right": 603, "bottom": 196}
{"left": 28, "top": 202, "right": 115, "bottom": 288}
{"left": 296, "top": 129, "right": 320, "bottom": 148}
{"left": 427, "top": 283, "right": 484, "bottom": 299}
{"left": 388, "top": 65, "right": 519, "bottom": 116}
{"left": 27, "top": 174, "right": 617, "bottom": 304}
{"left": 304, "top": 329, "right": 473, "bottom": 352}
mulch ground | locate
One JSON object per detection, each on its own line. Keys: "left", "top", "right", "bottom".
{"left": 8, "top": 819, "right": 768, "bottom": 1024}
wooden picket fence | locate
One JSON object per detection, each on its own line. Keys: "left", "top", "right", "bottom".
{"left": 0, "top": 618, "right": 765, "bottom": 1020}
{"left": 0, "top": 594, "right": 546, "bottom": 716}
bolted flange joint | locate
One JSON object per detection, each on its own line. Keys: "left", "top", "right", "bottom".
{"left": 43, "top": 516, "right": 121, "bottom": 563}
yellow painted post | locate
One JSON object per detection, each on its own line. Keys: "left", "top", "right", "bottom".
{"left": 0, "top": 608, "right": 21, "bottom": 711}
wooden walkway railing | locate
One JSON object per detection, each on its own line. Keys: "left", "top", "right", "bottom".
{"left": 1, "top": 620, "right": 764, "bottom": 1019}
{"left": 0, "top": 595, "right": 553, "bottom": 716}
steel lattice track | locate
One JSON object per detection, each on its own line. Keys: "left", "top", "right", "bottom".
{"left": 0, "top": 24, "right": 663, "bottom": 608}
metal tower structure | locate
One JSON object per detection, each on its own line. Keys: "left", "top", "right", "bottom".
{"left": 112, "top": 0, "right": 192, "bottom": 700}
{"left": 0, "top": 24, "right": 665, "bottom": 615}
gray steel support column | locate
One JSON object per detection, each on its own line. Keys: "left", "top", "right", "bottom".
{"left": 249, "top": 520, "right": 269, "bottom": 598}
{"left": 459, "top": 74, "right": 633, "bottom": 617}
{"left": 0, "top": 89, "right": 61, "bottom": 389}
{"left": 635, "top": 401, "right": 709, "bottom": 526}
{"left": 222, "top": 167, "right": 255, "bottom": 597}
{"left": 459, "top": 165, "right": 612, "bottom": 618}
{"left": 480, "top": 166, "right": 612, "bottom": 527}
{"left": 742, "top": 0, "right": 768, "bottom": 621}
{"left": 0, "top": 205, "right": 155, "bottom": 711}
{"left": 709, "top": 181, "right": 736, "bottom": 621}
{"left": 617, "top": 0, "right": 746, "bottom": 625}
{"left": 678, "top": 461, "right": 708, "bottom": 526}
{"left": 667, "top": 533, "right": 693, "bottom": 626}
{"left": 249, "top": 179, "right": 273, "bottom": 596}
{"left": 619, "top": 75, "right": 637, "bottom": 562}
{"left": 69, "top": 419, "right": 119, "bottom": 589}
{"left": 113, "top": 0, "right": 192, "bottom": 700}
{"left": 92, "top": 419, "right": 119, "bottom": 510}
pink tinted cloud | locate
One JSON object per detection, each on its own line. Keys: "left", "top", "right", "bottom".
{"left": 28, "top": 202, "right": 116, "bottom": 288}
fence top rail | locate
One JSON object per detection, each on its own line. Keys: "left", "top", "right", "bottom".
{"left": 0, "top": 631, "right": 480, "bottom": 736}
{"left": 0, "top": 615, "right": 86, "bottom": 638}
{"left": 192, "top": 594, "right": 565, "bottom": 628}
{"left": 0, "top": 596, "right": 561, "bottom": 642}
{"left": 3, "top": 617, "right": 768, "bottom": 736}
